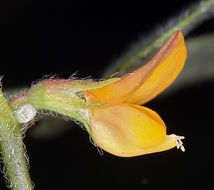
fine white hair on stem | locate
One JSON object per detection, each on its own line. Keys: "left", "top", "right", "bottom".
{"left": 42, "top": 73, "right": 55, "bottom": 80}
{"left": 89, "top": 136, "right": 104, "bottom": 156}
{"left": 31, "top": 78, "right": 42, "bottom": 87}
{"left": 36, "top": 109, "right": 87, "bottom": 132}
{"left": 104, "top": 0, "right": 214, "bottom": 77}
{"left": 0, "top": 75, "right": 4, "bottom": 89}
{"left": 68, "top": 71, "right": 79, "bottom": 79}
{"left": 31, "top": 74, "right": 63, "bottom": 87}
{"left": 7, "top": 88, "right": 28, "bottom": 103}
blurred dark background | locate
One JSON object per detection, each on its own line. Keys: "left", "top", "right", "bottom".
{"left": 1, "top": 0, "right": 214, "bottom": 189}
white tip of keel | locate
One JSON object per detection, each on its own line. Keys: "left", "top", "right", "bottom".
{"left": 170, "top": 134, "right": 185, "bottom": 152}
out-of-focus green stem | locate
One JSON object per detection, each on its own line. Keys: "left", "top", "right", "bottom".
{"left": 104, "top": 0, "right": 214, "bottom": 78}
{"left": 0, "top": 89, "right": 33, "bottom": 190}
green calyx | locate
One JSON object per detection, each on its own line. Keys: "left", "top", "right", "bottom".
{"left": 27, "top": 78, "right": 119, "bottom": 110}
{"left": 9, "top": 78, "right": 118, "bottom": 135}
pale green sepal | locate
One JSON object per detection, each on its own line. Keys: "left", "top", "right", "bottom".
{"left": 27, "top": 79, "right": 108, "bottom": 110}
{"left": 71, "top": 78, "right": 119, "bottom": 91}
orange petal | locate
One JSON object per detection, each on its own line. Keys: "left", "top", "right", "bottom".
{"left": 84, "top": 31, "right": 186, "bottom": 106}
{"left": 90, "top": 103, "right": 173, "bottom": 157}
{"left": 126, "top": 30, "right": 187, "bottom": 105}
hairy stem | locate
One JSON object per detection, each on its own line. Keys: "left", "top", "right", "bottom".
{"left": 0, "top": 89, "right": 33, "bottom": 190}
{"left": 104, "top": 0, "right": 214, "bottom": 78}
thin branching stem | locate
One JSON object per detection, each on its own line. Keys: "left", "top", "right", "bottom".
{"left": 104, "top": 0, "right": 214, "bottom": 78}
{"left": 0, "top": 90, "right": 33, "bottom": 190}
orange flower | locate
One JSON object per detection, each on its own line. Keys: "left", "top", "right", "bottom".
{"left": 83, "top": 31, "right": 187, "bottom": 157}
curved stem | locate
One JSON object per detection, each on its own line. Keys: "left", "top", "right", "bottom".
{"left": 104, "top": 0, "right": 214, "bottom": 78}
{"left": 0, "top": 90, "right": 33, "bottom": 190}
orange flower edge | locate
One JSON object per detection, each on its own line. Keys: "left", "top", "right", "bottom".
{"left": 83, "top": 30, "right": 187, "bottom": 157}
{"left": 84, "top": 30, "right": 187, "bottom": 106}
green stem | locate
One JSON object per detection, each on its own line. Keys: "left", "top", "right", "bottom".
{"left": 104, "top": 0, "right": 214, "bottom": 78}
{"left": 0, "top": 89, "right": 33, "bottom": 190}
